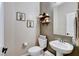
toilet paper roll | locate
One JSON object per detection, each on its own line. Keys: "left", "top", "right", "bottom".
{"left": 23, "top": 42, "right": 28, "bottom": 47}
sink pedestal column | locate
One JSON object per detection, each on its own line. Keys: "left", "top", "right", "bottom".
{"left": 56, "top": 51, "right": 63, "bottom": 56}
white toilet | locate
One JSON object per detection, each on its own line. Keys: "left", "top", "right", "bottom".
{"left": 28, "top": 35, "right": 54, "bottom": 56}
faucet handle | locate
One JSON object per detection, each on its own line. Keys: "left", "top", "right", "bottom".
{"left": 60, "top": 40, "right": 63, "bottom": 42}
{"left": 58, "top": 39, "right": 63, "bottom": 42}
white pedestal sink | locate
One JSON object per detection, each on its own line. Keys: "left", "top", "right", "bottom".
{"left": 49, "top": 40, "right": 74, "bottom": 56}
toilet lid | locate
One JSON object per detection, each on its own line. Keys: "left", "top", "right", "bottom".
{"left": 28, "top": 46, "right": 42, "bottom": 53}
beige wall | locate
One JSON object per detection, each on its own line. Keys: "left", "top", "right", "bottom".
{"left": 0, "top": 3, "right": 4, "bottom": 48}
{"left": 40, "top": 2, "right": 53, "bottom": 36}
{"left": 4, "top": 2, "right": 40, "bottom": 56}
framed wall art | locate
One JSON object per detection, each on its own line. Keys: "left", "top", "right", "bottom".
{"left": 27, "top": 20, "right": 34, "bottom": 28}
{"left": 16, "top": 12, "right": 26, "bottom": 21}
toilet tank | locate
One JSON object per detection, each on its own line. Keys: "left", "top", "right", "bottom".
{"left": 38, "top": 35, "right": 47, "bottom": 49}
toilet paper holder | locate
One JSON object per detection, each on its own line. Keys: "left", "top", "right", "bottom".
{"left": 22, "top": 42, "right": 28, "bottom": 47}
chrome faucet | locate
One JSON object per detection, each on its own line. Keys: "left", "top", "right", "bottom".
{"left": 57, "top": 38, "right": 66, "bottom": 44}
{"left": 58, "top": 38, "right": 64, "bottom": 42}
{"left": 60, "top": 40, "right": 63, "bottom": 42}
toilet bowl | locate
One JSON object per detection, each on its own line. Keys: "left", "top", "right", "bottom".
{"left": 28, "top": 35, "right": 55, "bottom": 56}
{"left": 28, "top": 46, "right": 43, "bottom": 56}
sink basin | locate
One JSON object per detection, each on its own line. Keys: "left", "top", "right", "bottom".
{"left": 49, "top": 40, "right": 74, "bottom": 56}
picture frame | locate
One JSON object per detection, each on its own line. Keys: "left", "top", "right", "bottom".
{"left": 27, "top": 20, "right": 34, "bottom": 28}
{"left": 16, "top": 12, "right": 25, "bottom": 21}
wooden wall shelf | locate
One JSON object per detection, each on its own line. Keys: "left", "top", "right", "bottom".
{"left": 40, "top": 16, "right": 50, "bottom": 21}
{"left": 39, "top": 13, "right": 50, "bottom": 24}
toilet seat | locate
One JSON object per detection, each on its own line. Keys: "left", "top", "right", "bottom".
{"left": 28, "top": 46, "right": 43, "bottom": 56}
{"left": 28, "top": 46, "right": 42, "bottom": 52}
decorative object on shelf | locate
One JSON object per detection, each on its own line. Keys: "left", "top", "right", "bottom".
{"left": 27, "top": 20, "right": 34, "bottom": 28}
{"left": 16, "top": 12, "right": 25, "bottom": 21}
{"left": 39, "top": 13, "right": 50, "bottom": 24}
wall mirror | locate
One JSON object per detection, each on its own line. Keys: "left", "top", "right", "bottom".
{"left": 52, "top": 2, "right": 78, "bottom": 44}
